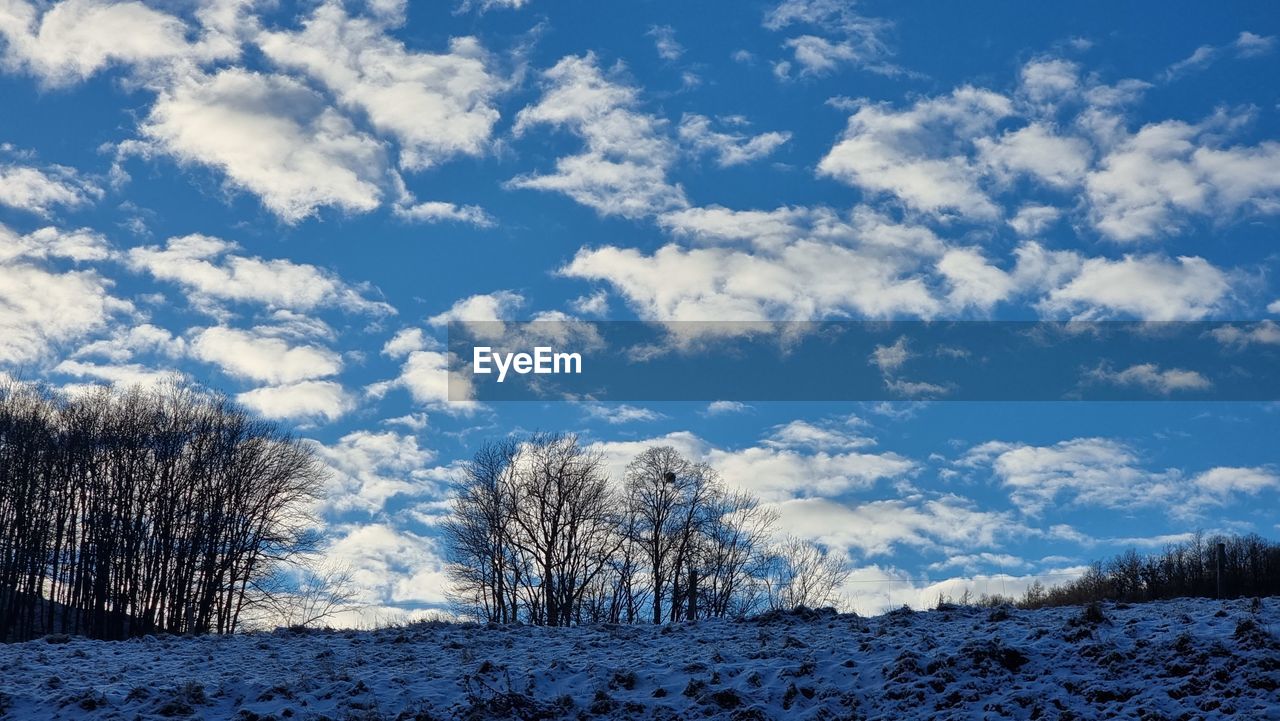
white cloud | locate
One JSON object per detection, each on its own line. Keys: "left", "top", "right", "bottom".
{"left": 965, "top": 437, "right": 1280, "bottom": 519}
{"left": 703, "top": 400, "right": 750, "bottom": 416}
{"left": 191, "top": 326, "right": 342, "bottom": 384}
{"left": 710, "top": 444, "right": 913, "bottom": 502}
{"left": 763, "top": 0, "right": 891, "bottom": 78}
{"left": 818, "top": 88, "right": 1014, "bottom": 220}
{"left": 258, "top": 3, "right": 504, "bottom": 171}
{"left": 677, "top": 114, "right": 791, "bottom": 167}
{"left": 139, "top": 68, "right": 389, "bottom": 222}
{"left": 1193, "top": 466, "right": 1279, "bottom": 496}
{"left": 53, "top": 359, "right": 176, "bottom": 390}
{"left": 127, "top": 234, "right": 392, "bottom": 314}
{"left": 1038, "top": 253, "right": 1230, "bottom": 320}
{"left": 561, "top": 208, "right": 952, "bottom": 324}
{"left": 647, "top": 25, "right": 682, "bottom": 61}
{"left": 369, "top": 349, "right": 477, "bottom": 411}
{"left": 0, "top": 0, "right": 232, "bottom": 86}
{"left": 1162, "top": 45, "right": 1216, "bottom": 81}
{"left": 1085, "top": 120, "right": 1280, "bottom": 241}
{"left": 322, "top": 523, "right": 449, "bottom": 608}
{"left": 0, "top": 226, "right": 130, "bottom": 365}
{"left": 1211, "top": 320, "right": 1280, "bottom": 348}
{"left": 71, "top": 323, "right": 185, "bottom": 363}
{"left": 392, "top": 199, "right": 494, "bottom": 226}
{"left": 457, "top": 0, "right": 529, "bottom": 12}
{"left": 508, "top": 54, "right": 687, "bottom": 218}
{"left": 312, "top": 430, "right": 441, "bottom": 513}
{"left": 427, "top": 290, "right": 524, "bottom": 327}
{"left": 569, "top": 290, "right": 609, "bottom": 316}
{"left": 1084, "top": 362, "right": 1211, "bottom": 395}
{"left": 580, "top": 403, "right": 664, "bottom": 424}
{"left": 382, "top": 328, "right": 430, "bottom": 358}
{"left": 1007, "top": 204, "right": 1062, "bottom": 236}
{"left": 763, "top": 419, "right": 874, "bottom": 451}
{"left": 976, "top": 122, "right": 1091, "bottom": 189}
{"left": 771, "top": 495, "right": 1021, "bottom": 557}
{"left": 0, "top": 224, "right": 108, "bottom": 263}
{"left": 963, "top": 437, "right": 1172, "bottom": 514}
{"left": 1235, "top": 31, "right": 1276, "bottom": 58}
{"left": 237, "top": 380, "right": 354, "bottom": 422}
{"left": 869, "top": 336, "right": 910, "bottom": 373}
{"left": 0, "top": 160, "right": 100, "bottom": 215}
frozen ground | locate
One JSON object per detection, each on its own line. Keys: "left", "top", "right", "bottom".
{"left": 1, "top": 597, "right": 1277, "bottom": 720}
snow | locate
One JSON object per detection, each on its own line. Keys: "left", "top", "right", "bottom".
{"left": 2, "top": 597, "right": 1277, "bottom": 720}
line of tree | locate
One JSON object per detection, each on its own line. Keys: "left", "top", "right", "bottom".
{"left": 936, "top": 533, "right": 1280, "bottom": 610}
{"left": 442, "top": 433, "right": 851, "bottom": 625}
{"left": 0, "top": 379, "right": 327, "bottom": 641}
{"left": 1016, "top": 533, "right": 1280, "bottom": 608}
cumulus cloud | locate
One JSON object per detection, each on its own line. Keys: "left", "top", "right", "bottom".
{"left": 962, "top": 438, "right": 1277, "bottom": 519}
{"left": 1085, "top": 119, "right": 1280, "bottom": 241}
{"left": 763, "top": 418, "right": 874, "bottom": 451}
{"left": 1084, "top": 362, "right": 1212, "bottom": 395}
{"left": 237, "top": 380, "right": 355, "bottom": 422}
{"left": 677, "top": 114, "right": 791, "bottom": 167}
{"left": 369, "top": 349, "right": 476, "bottom": 410}
{"left": 127, "top": 234, "right": 392, "bottom": 314}
{"left": 818, "top": 89, "right": 1014, "bottom": 220}
{"left": 771, "top": 495, "right": 1023, "bottom": 557}
{"left": 427, "top": 290, "right": 525, "bottom": 328}
{"left": 312, "top": 430, "right": 442, "bottom": 513}
{"left": 960, "top": 437, "right": 1180, "bottom": 515}
{"left": 138, "top": 68, "right": 389, "bottom": 222}
{"left": 1210, "top": 320, "right": 1280, "bottom": 348}
{"left": 0, "top": 224, "right": 130, "bottom": 365}
{"left": 258, "top": 3, "right": 503, "bottom": 171}
{"left": 508, "top": 54, "right": 687, "bottom": 218}
{"left": 561, "top": 208, "right": 951, "bottom": 323}
{"left": 53, "top": 359, "right": 177, "bottom": 390}
{"left": 392, "top": 199, "right": 494, "bottom": 226}
{"left": 703, "top": 400, "right": 750, "bottom": 416}
{"left": 0, "top": 0, "right": 233, "bottom": 86}
{"left": 763, "top": 0, "right": 892, "bottom": 78}
{"left": 1193, "top": 466, "right": 1279, "bottom": 496}
{"left": 322, "top": 523, "right": 450, "bottom": 609}
{"left": 0, "top": 158, "right": 101, "bottom": 215}
{"left": 580, "top": 403, "right": 665, "bottom": 424}
{"left": 1037, "top": 253, "right": 1230, "bottom": 320}
{"left": 190, "top": 326, "right": 343, "bottom": 384}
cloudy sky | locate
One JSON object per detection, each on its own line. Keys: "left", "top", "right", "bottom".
{"left": 2, "top": 0, "right": 1279, "bottom": 620}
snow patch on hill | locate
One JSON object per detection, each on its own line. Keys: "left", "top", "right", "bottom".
{"left": 1, "top": 597, "right": 1277, "bottom": 719}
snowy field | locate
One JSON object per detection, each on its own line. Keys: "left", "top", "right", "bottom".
{"left": 2, "top": 597, "right": 1277, "bottom": 720}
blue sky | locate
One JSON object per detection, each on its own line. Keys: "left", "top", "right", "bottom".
{"left": 2, "top": 0, "right": 1279, "bottom": 620}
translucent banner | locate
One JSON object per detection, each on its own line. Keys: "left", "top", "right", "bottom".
{"left": 446, "top": 321, "right": 1280, "bottom": 401}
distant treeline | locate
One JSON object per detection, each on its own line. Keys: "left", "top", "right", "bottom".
{"left": 0, "top": 380, "right": 325, "bottom": 641}
{"left": 1019, "top": 533, "right": 1280, "bottom": 608}
{"left": 945, "top": 533, "right": 1280, "bottom": 610}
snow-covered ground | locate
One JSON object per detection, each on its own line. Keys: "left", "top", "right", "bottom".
{"left": 2, "top": 597, "right": 1277, "bottom": 720}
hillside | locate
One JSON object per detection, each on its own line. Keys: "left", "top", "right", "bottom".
{"left": 1, "top": 597, "right": 1276, "bottom": 720}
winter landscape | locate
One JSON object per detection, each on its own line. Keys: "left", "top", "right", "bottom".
{"left": 4, "top": 0, "right": 1280, "bottom": 718}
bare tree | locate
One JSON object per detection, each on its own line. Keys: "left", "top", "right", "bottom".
{"left": 766, "top": 536, "right": 852, "bottom": 611}
{"left": 0, "top": 379, "right": 327, "bottom": 641}
{"left": 442, "top": 438, "right": 522, "bottom": 623}
{"left": 623, "top": 446, "right": 718, "bottom": 624}
{"left": 255, "top": 564, "right": 362, "bottom": 629}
